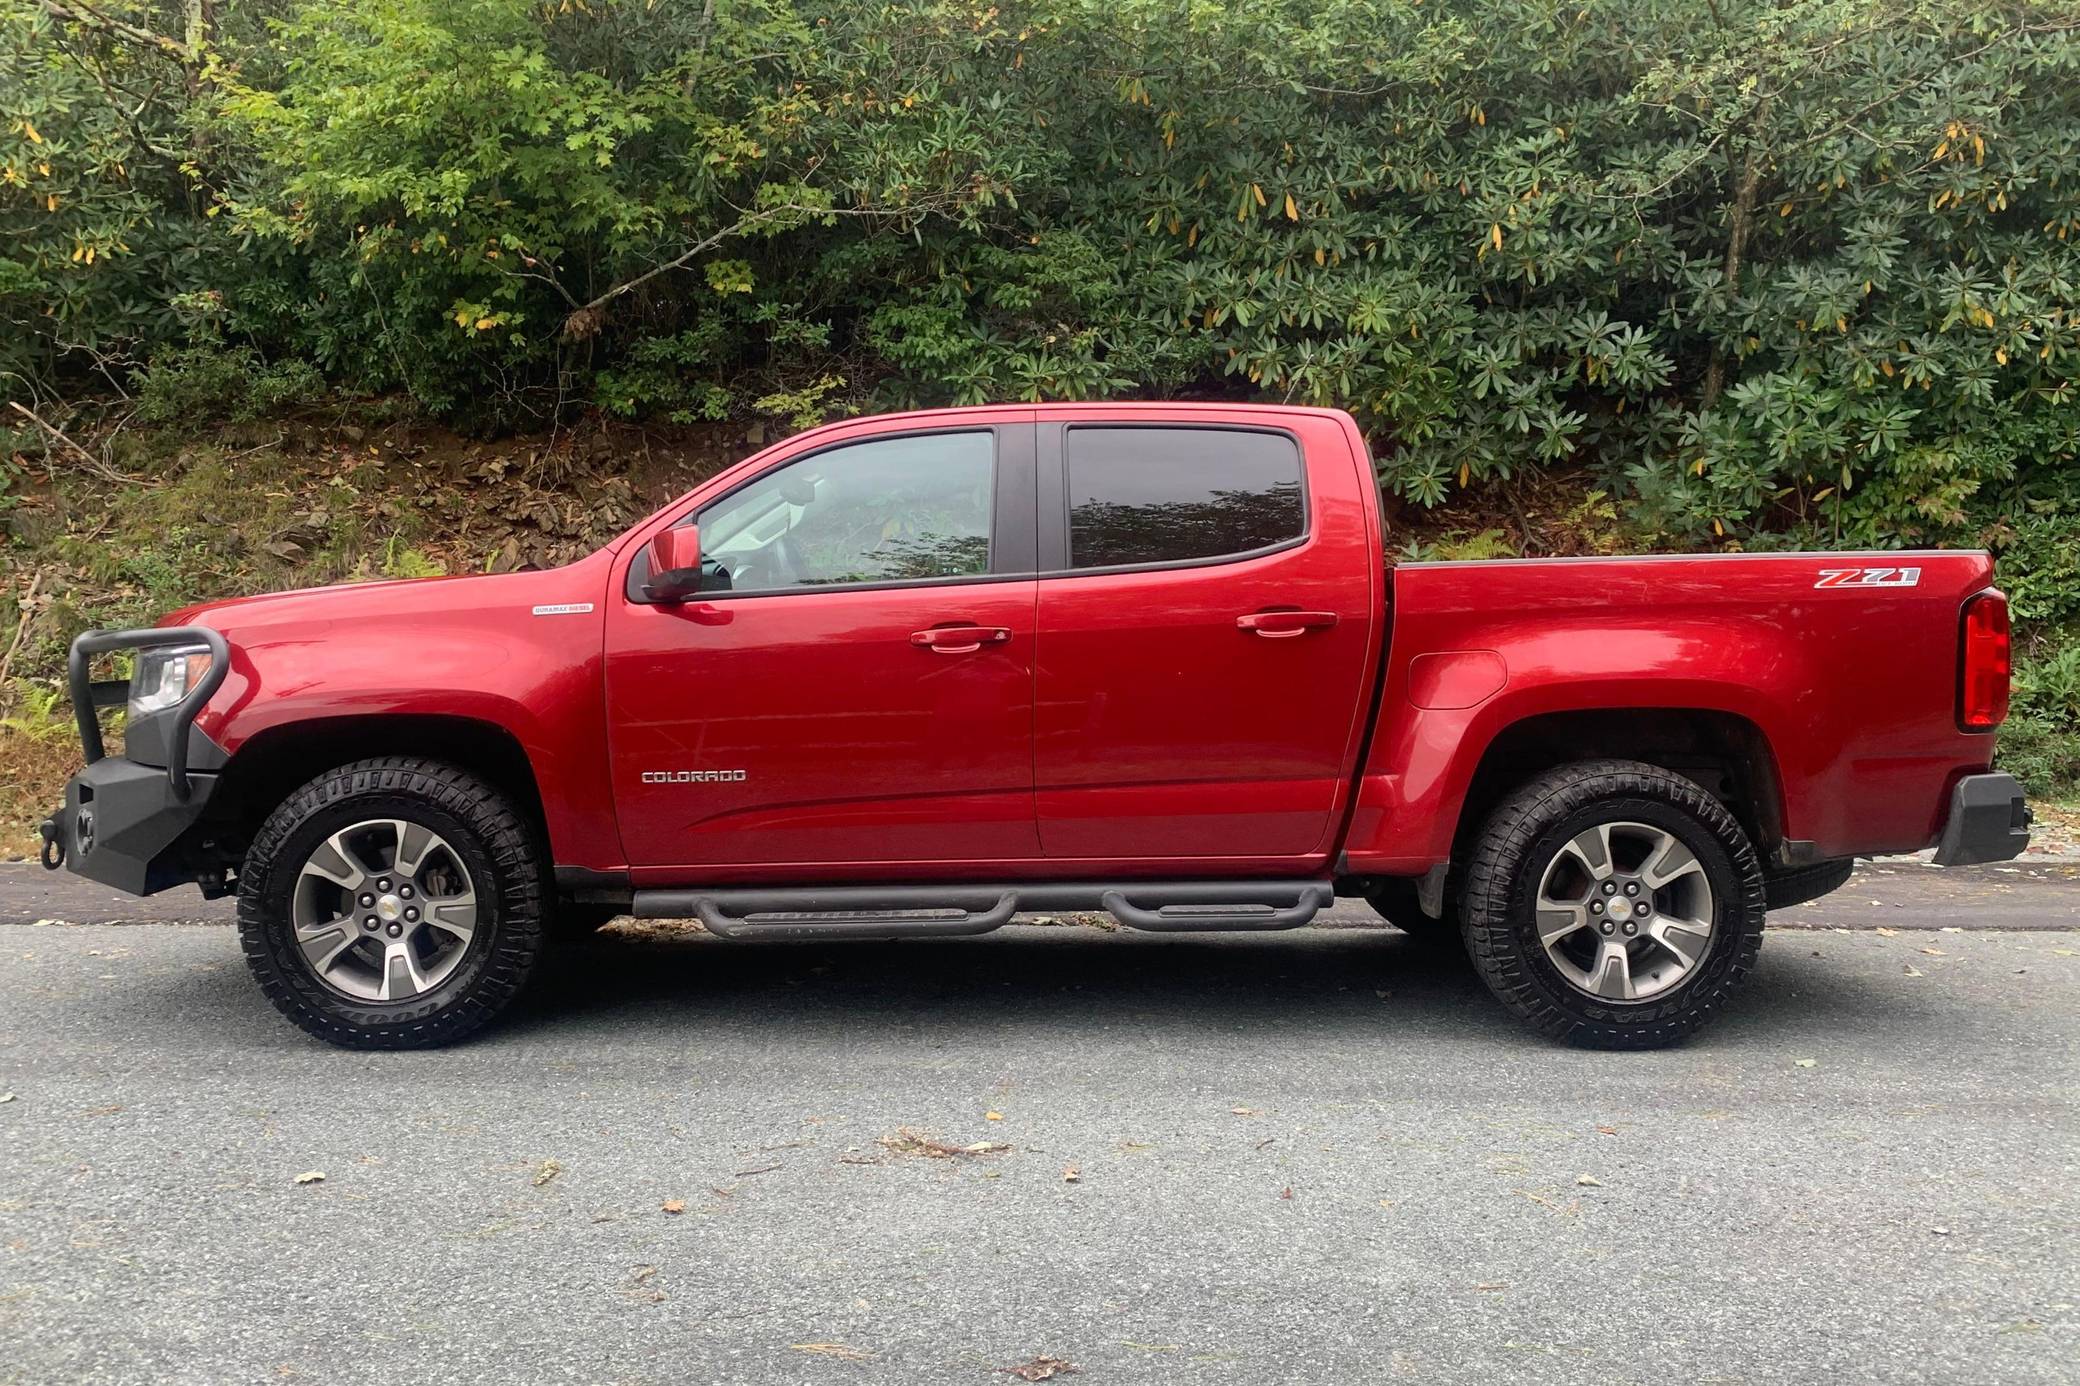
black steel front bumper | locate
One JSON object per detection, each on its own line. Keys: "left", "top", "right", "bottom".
{"left": 1931, "top": 772, "right": 2031, "bottom": 867}
{"left": 38, "top": 626, "right": 229, "bottom": 896}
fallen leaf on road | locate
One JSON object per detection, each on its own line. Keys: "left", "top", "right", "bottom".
{"left": 1594, "top": 1125, "right": 1617, "bottom": 1135}
{"left": 1875, "top": 927, "right": 1900, "bottom": 937}
{"left": 1473, "top": 1282, "right": 1509, "bottom": 1291}
{"left": 533, "top": 1159, "right": 562, "bottom": 1187}
{"left": 1793, "top": 1058, "right": 1818, "bottom": 1068}
{"left": 1930, "top": 1228, "right": 1951, "bottom": 1237}
{"left": 294, "top": 1171, "right": 325, "bottom": 1185}
{"left": 2054, "top": 949, "right": 2077, "bottom": 958}
{"left": 879, "top": 1128, "right": 1010, "bottom": 1159}
{"left": 1576, "top": 1174, "right": 1604, "bottom": 1187}
{"left": 792, "top": 1343, "right": 874, "bottom": 1361}
{"left": 1231, "top": 1106, "right": 1261, "bottom": 1117}
{"left": 631, "top": 1265, "right": 657, "bottom": 1283}
{"left": 996, "top": 1356, "right": 1078, "bottom": 1380}
{"left": 1920, "top": 947, "right": 1946, "bottom": 957}
{"left": 0, "top": 1093, "right": 14, "bottom": 1104}
{"left": 1279, "top": 1187, "right": 1293, "bottom": 1200}
{"left": 985, "top": 1111, "right": 1004, "bottom": 1122}
{"left": 660, "top": 1199, "right": 686, "bottom": 1215}
{"left": 1939, "top": 926, "right": 1964, "bottom": 934}
{"left": 1904, "top": 965, "right": 1924, "bottom": 977}
{"left": 1062, "top": 1164, "right": 1081, "bottom": 1183}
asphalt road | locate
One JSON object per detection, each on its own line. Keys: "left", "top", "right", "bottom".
{"left": 1, "top": 867, "right": 2076, "bottom": 1384}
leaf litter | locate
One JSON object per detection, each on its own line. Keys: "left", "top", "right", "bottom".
{"left": 879, "top": 1128, "right": 1011, "bottom": 1159}
{"left": 792, "top": 1343, "right": 875, "bottom": 1361}
{"left": 997, "top": 1356, "right": 1079, "bottom": 1380}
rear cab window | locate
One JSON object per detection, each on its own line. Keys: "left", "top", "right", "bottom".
{"left": 1063, "top": 426, "right": 1305, "bottom": 571}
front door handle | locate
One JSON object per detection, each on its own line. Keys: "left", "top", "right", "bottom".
{"left": 911, "top": 625, "right": 1012, "bottom": 654}
{"left": 1237, "top": 610, "right": 1338, "bottom": 639}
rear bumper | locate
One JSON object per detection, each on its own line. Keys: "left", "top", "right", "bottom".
{"left": 1931, "top": 772, "right": 2031, "bottom": 867}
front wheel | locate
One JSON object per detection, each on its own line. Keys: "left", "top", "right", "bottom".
{"left": 1460, "top": 759, "right": 1766, "bottom": 1050}
{"left": 237, "top": 758, "right": 548, "bottom": 1048}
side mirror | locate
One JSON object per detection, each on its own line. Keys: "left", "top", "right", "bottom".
{"left": 644, "top": 524, "right": 704, "bottom": 602}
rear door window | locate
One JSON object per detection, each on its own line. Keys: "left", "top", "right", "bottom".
{"left": 1064, "top": 427, "right": 1304, "bottom": 570}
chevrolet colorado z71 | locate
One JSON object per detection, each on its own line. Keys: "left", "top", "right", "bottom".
{"left": 41, "top": 404, "right": 2029, "bottom": 1049}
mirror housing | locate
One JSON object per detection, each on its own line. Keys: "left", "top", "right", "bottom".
{"left": 644, "top": 525, "right": 704, "bottom": 602}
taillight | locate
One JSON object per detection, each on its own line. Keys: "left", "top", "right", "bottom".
{"left": 1958, "top": 590, "right": 2011, "bottom": 732}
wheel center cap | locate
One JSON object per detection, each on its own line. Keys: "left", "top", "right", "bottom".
{"left": 375, "top": 894, "right": 405, "bottom": 923}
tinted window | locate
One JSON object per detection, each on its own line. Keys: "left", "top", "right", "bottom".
{"left": 698, "top": 431, "right": 994, "bottom": 593}
{"left": 1066, "top": 427, "right": 1304, "bottom": 569}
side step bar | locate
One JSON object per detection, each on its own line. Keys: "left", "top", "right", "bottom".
{"left": 631, "top": 881, "right": 1334, "bottom": 940}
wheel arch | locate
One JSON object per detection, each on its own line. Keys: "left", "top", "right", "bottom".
{"left": 1452, "top": 707, "right": 1786, "bottom": 864}
{"left": 202, "top": 714, "right": 550, "bottom": 862}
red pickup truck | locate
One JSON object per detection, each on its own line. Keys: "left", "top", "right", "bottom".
{"left": 41, "top": 403, "right": 2028, "bottom": 1050}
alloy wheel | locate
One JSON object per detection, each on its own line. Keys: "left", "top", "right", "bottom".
{"left": 290, "top": 818, "right": 478, "bottom": 1003}
{"left": 1534, "top": 820, "right": 1715, "bottom": 1002}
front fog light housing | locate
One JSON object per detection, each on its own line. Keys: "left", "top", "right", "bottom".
{"left": 128, "top": 646, "right": 214, "bottom": 718}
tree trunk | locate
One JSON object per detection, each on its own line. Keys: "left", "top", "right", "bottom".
{"left": 1703, "top": 95, "right": 1769, "bottom": 411}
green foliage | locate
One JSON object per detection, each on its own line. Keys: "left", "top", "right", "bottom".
{"left": 133, "top": 299, "right": 325, "bottom": 422}
{"left": 2003, "top": 632, "right": 2080, "bottom": 798}
{"left": 379, "top": 538, "right": 444, "bottom": 579}
{"left": 3, "top": 0, "right": 2077, "bottom": 558}
{"left": 0, "top": 678, "right": 74, "bottom": 743}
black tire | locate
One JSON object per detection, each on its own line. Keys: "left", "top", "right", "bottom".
{"left": 1460, "top": 758, "right": 1766, "bottom": 1050}
{"left": 1363, "top": 877, "right": 1460, "bottom": 944}
{"left": 1765, "top": 857, "right": 1855, "bottom": 911}
{"left": 237, "top": 757, "right": 548, "bottom": 1049}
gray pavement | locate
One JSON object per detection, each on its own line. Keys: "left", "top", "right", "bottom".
{"left": 0, "top": 870, "right": 2076, "bottom": 1384}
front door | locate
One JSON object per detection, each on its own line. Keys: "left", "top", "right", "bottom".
{"left": 1032, "top": 417, "right": 1377, "bottom": 862}
{"left": 607, "top": 422, "right": 1040, "bottom": 871}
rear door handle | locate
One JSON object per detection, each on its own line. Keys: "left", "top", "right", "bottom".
{"left": 910, "top": 625, "right": 1012, "bottom": 654}
{"left": 1237, "top": 610, "right": 1338, "bottom": 639}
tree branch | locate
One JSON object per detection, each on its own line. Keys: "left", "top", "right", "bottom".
{"left": 41, "top": 0, "right": 189, "bottom": 60}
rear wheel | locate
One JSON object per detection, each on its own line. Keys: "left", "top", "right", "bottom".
{"left": 237, "top": 758, "right": 547, "bottom": 1049}
{"left": 1460, "top": 759, "right": 1765, "bottom": 1050}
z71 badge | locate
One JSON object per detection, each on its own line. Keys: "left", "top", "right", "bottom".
{"left": 1814, "top": 566, "right": 1921, "bottom": 589}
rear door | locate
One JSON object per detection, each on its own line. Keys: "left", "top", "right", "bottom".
{"left": 1031, "top": 414, "right": 1377, "bottom": 862}
{"left": 606, "top": 419, "right": 1042, "bottom": 872}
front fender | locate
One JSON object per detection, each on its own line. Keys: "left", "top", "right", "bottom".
{"left": 180, "top": 556, "right": 622, "bottom": 870}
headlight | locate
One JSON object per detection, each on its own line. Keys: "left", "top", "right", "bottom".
{"left": 129, "top": 645, "right": 214, "bottom": 717}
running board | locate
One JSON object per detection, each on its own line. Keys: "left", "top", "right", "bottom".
{"left": 630, "top": 881, "right": 1333, "bottom": 940}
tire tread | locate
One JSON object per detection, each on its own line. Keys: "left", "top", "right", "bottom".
{"left": 1459, "top": 758, "right": 1767, "bottom": 1050}
{"left": 236, "top": 756, "right": 546, "bottom": 1049}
